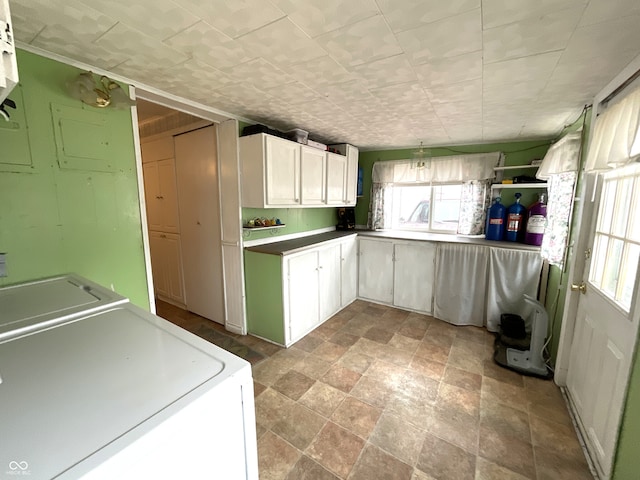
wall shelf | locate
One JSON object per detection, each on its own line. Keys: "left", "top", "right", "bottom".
{"left": 242, "top": 224, "right": 286, "bottom": 231}
{"left": 493, "top": 165, "right": 539, "bottom": 171}
{"left": 491, "top": 183, "right": 547, "bottom": 190}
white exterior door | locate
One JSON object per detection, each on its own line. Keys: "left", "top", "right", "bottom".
{"left": 300, "top": 145, "right": 326, "bottom": 205}
{"left": 393, "top": 242, "right": 435, "bottom": 313}
{"left": 265, "top": 135, "right": 300, "bottom": 206}
{"left": 566, "top": 164, "right": 640, "bottom": 479}
{"left": 358, "top": 238, "right": 394, "bottom": 304}
{"left": 174, "top": 126, "right": 224, "bottom": 324}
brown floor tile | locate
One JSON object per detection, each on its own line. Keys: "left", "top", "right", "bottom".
{"left": 480, "top": 398, "right": 531, "bottom": 443}
{"left": 331, "top": 395, "right": 381, "bottom": 438}
{"left": 482, "top": 359, "right": 526, "bottom": 387}
{"left": 328, "top": 331, "right": 360, "bottom": 347}
{"left": 424, "top": 406, "right": 479, "bottom": 454}
{"left": 350, "top": 444, "right": 414, "bottom": 480}
{"left": 364, "top": 326, "right": 395, "bottom": 344}
{"left": 447, "top": 346, "right": 485, "bottom": 375}
{"left": 337, "top": 351, "right": 374, "bottom": 374}
{"left": 294, "top": 355, "right": 332, "bottom": 380}
{"left": 299, "top": 381, "right": 346, "bottom": 418}
{"left": 530, "top": 414, "right": 585, "bottom": 460}
{"left": 422, "top": 333, "right": 455, "bottom": 349}
{"left": 400, "top": 370, "right": 440, "bottom": 405}
{"left": 365, "top": 359, "right": 407, "bottom": 391}
{"left": 251, "top": 340, "right": 283, "bottom": 356}
{"left": 478, "top": 425, "right": 536, "bottom": 478}
{"left": 382, "top": 307, "right": 411, "bottom": 323}
{"left": 396, "top": 323, "right": 428, "bottom": 340}
{"left": 350, "top": 375, "right": 394, "bottom": 408}
{"left": 321, "top": 364, "right": 362, "bottom": 393}
{"left": 312, "top": 342, "right": 349, "bottom": 363}
{"left": 417, "top": 432, "right": 476, "bottom": 480}
{"left": 442, "top": 366, "right": 482, "bottom": 392}
{"left": 376, "top": 344, "right": 414, "bottom": 367}
{"left": 364, "top": 304, "right": 387, "bottom": 317}
{"left": 411, "top": 470, "right": 438, "bottom": 480}
{"left": 475, "top": 456, "right": 532, "bottom": 480}
{"left": 350, "top": 337, "right": 386, "bottom": 358}
{"left": 370, "top": 411, "right": 425, "bottom": 466}
{"left": 533, "top": 445, "right": 593, "bottom": 480}
{"left": 386, "top": 395, "right": 435, "bottom": 431}
{"left": 436, "top": 382, "right": 481, "bottom": 419}
{"left": 456, "top": 325, "right": 491, "bottom": 345}
{"left": 254, "top": 381, "right": 267, "bottom": 398}
{"left": 258, "top": 431, "right": 300, "bottom": 480}
{"left": 272, "top": 403, "right": 327, "bottom": 450}
{"left": 481, "top": 377, "right": 529, "bottom": 413}
{"left": 285, "top": 455, "right": 340, "bottom": 480}
{"left": 426, "top": 320, "right": 459, "bottom": 338}
{"left": 410, "top": 356, "right": 446, "bottom": 381}
{"left": 323, "top": 313, "right": 352, "bottom": 330}
{"left": 526, "top": 382, "right": 573, "bottom": 427}
{"left": 293, "top": 334, "right": 324, "bottom": 353}
{"left": 313, "top": 322, "right": 342, "bottom": 340}
{"left": 272, "top": 370, "right": 316, "bottom": 401}
{"left": 388, "top": 333, "right": 420, "bottom": 353}
{"left": 255, "top": 388, "right": 296, "bottom": 429}
{"left": 256, "top": 423, "right": 267, "bottom": 440}
{"left": 307, "top": 421, "right": 365, "bottom": 478}
{"left": 414, "top": 341, "right": 451, "bottom": 364}
{"left": 252, "top": 359, "right": 285, "bottom": 387}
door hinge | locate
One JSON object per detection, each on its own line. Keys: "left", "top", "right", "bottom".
{"left": 585, "top": 248, "right": 591, "bottom": 260}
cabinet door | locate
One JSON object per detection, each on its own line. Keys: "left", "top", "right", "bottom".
{"left": 393, "top": 242, "right": 435, "bottom": 313}
{"left": 326, "top": 152, "right": 347, "bottom": 205}
{"left": 163, "top": 233, "right": 186, "bottom": 304}
{"left": 344, "top": 145, "right": 359, "bottom": 206}
{"left": 287, "top": 250, "right": 320, "bottom": 343}
{"left": 157, "top": 158, "right": 180, "bottom": 233}
{"left": 341, "top": 237, "right": 358, "bottom": 307}
{"left": 319, "top": 244, "right": 342, "bottom": 321}
{"left": 143, "top": 162, "right": 163, "bottom": 232}
{"left": 300, "top": 145, "right": 326, "bottom": 205}
{"left": 358, "top": 238, "right": 394, "bottom": 304}
{"left": 265, "top": 135, "right": 300, "bottom": 206}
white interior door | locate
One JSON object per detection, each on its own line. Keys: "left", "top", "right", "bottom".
{"left": 174, "top": 126, "right": 224, "bottom": 324}
{"left": 566, "top": 163, "right": 640, "bottom": 479}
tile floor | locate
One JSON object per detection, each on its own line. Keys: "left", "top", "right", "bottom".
{"left": 157, "top": 300, "right": 594, "bottom": 480}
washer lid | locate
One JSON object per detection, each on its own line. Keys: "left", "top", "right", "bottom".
{"left": 0, "top": 304, "right": 238, "bottom": 479}
{"left": 0, "top": 274, "right": 128, "bottom": 341}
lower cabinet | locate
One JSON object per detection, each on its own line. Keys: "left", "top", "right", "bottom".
{"left": 358, "top": 237, "right": 435, "bottom": 314}
{"left": 245, "top": 235, "right": 357, "bottom": 347}
{"left": 149, "top": 231, "right": 185, "bottom": 306}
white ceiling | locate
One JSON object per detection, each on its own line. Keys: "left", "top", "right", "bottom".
{"left": 10, "top": 0, "right": 640, "bottom": 149}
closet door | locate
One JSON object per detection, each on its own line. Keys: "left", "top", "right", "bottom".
{"left": 174, "top": 126, "right": 224, "bottom": 324}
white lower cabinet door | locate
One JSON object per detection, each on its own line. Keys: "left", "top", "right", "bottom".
{"left": 319, "top": 244, "right": 342, "bottom": 321}
{"left": 287, "top": 250, "right": 320, "bottom": 343}
{"left": 358, "top": 238, "right": 394, "bottom": 303}
{"left": 149, "top": 231, "right": 185, "bottom": 305}
{"left": 340, "top": 237, "right": 358, "bottom": 307}
{"left": 393, "top": 242, "right": 435, "bottom": 313}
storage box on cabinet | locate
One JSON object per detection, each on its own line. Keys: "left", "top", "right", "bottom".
{"left": 245, "top": 235, "right": 357, "bottom": 346}
{"left": 357, "top": 237, "right": 435, "bottom": 314}
{"left": 240, "top": 133, "right": 357, "bottom": 208}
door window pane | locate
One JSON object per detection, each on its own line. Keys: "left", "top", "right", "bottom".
{"left": 620, "top": 243, "right": 640, "bottom": 309}
{"left": 598, "top": 181, "right": 616, "bottom": 234}
{"left": 602, "top": 239, "right": 623, "bottom": 297}
{"left": 590, "top": 234, "right": 609, "bottom": 289}
{"left": 612, "top": 177, "right": 632, "bottom": 237}
{"left": 628, "top": 177, "right": 640, "bottom": 242}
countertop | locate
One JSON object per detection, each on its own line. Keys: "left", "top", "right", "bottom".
{"left": 244, "top": 229, "right": 540, "bottom": 255}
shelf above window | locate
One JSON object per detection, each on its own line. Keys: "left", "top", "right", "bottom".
{"left": 491, "top": 183, "right": 547, "bottom": 190}
{"left": 493, "top": 165, "right": 539, "bottom": 171}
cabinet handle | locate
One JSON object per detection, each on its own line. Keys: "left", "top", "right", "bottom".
{"left": 160, "top": 234, "right": 167, "bottom": 238}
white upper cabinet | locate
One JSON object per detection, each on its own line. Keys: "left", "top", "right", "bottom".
{"left": 240, "top": 133, "right": 357, "bottom": 208}
{"left": 300, "top": 145, "right": 326, "bottom": 205}
{"left": 0, "top": 0, "right": 18, "bottom": 104}
{"left": 344, "top": 144, "right": 359, "bottom": 206}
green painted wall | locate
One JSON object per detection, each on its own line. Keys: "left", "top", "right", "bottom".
{"left": 0, "top": 50, "right": 149, "bottom": 308}
{"left": 242, "top": 207, "right": 338, "bottom": 241}
{"left": 356, "top": 140, "right": 552, "bottom": 226}
{"left": 614, "top": 349, "right": 640, "bottom": 478}
{"left": 244, "top": 250, "right": 285, "bottom": 344}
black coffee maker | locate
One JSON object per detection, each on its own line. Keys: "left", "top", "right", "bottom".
{"left": 337, "top": 207, "right": 355, "bottom": 230}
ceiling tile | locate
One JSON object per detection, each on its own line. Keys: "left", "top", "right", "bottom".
{"left": 263, "top": 82, "right": 323, "bottom": 105}
{"left": 483, "top": 6, "right": 583, "bottom": 63}
{"left": 9, "top": 7, "right": 46, "bottom": 43}
{"left": 483, "top": 51, "right": 561, "bottom": 87}
{"left": 482, "top": 0, "right": 588, "bottom": 30}
{"left": 414, "top": 51, "right": 482, "bottom": 89}
{"left": 378, "top": 0, "right": 478, "bottom": 33}
{"left": 351, "top": 54, "right": 418, "bottom": 89}
{"left": 177, "top": 0, "right": 284, "bottom": 39}
{"left": 164, "top": 58, "right": 237, "bottom": 91}
{"left": 270, "top": 0, "right": 379, "bottom": 38}
{"left": 396, "top": 9, "right": 482, "bottom": 65}
{"left": 164, "top": 21, "right": 255, "bottom": 71}
{"left": 315, "top": 79, "right": 374, "bottom": 104}
{"left": 79, "top": 0, "right": 199, "bottom": 41}
{"left": 579, "top": 0, "right": 640, "bottom": 27}
{"left": 287, "top": 56, "right": 358, "bottom": 88}
{"left": 236, "top": 17, "right": 327, "bottom": 67}
{"left": 426, "top": 78, "right": 482, "bottom": 105}
{"left": 370, "top": 81, "right": 430, "bottom": 106}
{"left": 93, "top": 23, "right": 189, "bottom": 69}
{"left": 31, "top": 35, "right": 124, "bottom": 71}
{"left": 315, "top": 15, "right": 403, "bottom": 68}
{"left": 224, "top": 58, "right": 293, "bottom": 90}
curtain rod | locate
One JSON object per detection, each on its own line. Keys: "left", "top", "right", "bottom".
{"left": 602, "top": 68, "right": 640, "bottom": 105}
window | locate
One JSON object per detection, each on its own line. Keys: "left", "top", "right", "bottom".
{"left": 389, "top": 183, "right": 463, "bottom": 233}
{"left": 589, "top": 162, "right": 640, "bottom": 311}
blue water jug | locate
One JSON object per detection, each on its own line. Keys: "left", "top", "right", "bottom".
{"left": 486, "top": 197, "right": 506, "bottom": 241}
{"left": 505, "top": 193, "right": 526, "bottom": 242}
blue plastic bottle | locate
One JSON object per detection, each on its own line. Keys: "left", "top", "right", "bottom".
{"left": 505, "top": 192, "right": 526, "bottom": 242}
{"left": 486, "top": 197, "right": 506, "bottom": 241}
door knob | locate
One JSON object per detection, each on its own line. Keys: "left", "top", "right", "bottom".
{"left": 570, "top": 282, "right": 587, "bottom": 294}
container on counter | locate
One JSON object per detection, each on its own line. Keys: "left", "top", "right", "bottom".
{"left": 525, "top": 193, "right": 547, "bottom": 246}
{"left": 505, "top": 193, "right": 526, "bottom": 242}
{"left": 486, "top": 197, "right": 506, "bottom": 241}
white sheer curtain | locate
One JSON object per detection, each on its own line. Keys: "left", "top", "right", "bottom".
{"left": 536, "top": 131, "right": 583, "bottom": 267}
{"left": 434, "top": 244, "right": 489, "bottom": 326}
{"left": 486, "top": 248, "right": 543, "bottom": 332}
{"left": 586, "top": 85, "right": 640, "bottom": 172}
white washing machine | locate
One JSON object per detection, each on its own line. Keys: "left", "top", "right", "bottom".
{"left": 0, "top": 275, "right": 258, "bottom": 479}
